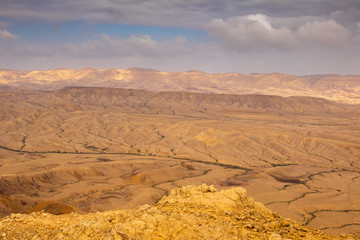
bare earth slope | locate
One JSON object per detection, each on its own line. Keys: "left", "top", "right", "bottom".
{"left": 1, "top": 184, "right": 356, "bottom": 240}
{"left": 0, "top": 87, "right": 360, "bottom": 236}
{"left": 1, "top": 68, "right": 360, "bottom": 104}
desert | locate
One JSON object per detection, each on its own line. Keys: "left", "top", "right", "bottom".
{"left": 0, "top": 69, "right": 360, "bottom": 238}
{"left": 2, "top": 0, "right": 360, "bottom": 238}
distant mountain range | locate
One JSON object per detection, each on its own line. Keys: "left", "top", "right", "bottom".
{"left": 55, "top": 86, "right": 359, "bottom": 115}
{"left": 1, "top": 68, "right": 359, "bottom": 104}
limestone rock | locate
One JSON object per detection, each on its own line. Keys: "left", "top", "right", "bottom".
{"left": 0, "top": 185, "right": 356, "bottom": 239}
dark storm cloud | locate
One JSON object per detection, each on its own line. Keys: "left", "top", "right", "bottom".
{"left": 1, "top": 0, "right": 359, "bottom": 29}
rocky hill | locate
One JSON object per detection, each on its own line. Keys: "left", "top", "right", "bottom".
{"left": 0, "top": 184, "right": 355, "bottom": 240}
{"left": 0, "top": 68, "right": 359, "bottom": 104}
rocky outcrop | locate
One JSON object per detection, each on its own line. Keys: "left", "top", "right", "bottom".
{"left": 0, "top": 184, "right": 356, "bottom": 239}
{"left": 26, "top": 201, "right": 84, "bottom": 215}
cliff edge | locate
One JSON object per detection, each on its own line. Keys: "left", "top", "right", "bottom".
{"left": 0, "top": 184, "right": 356, "bottom": 239}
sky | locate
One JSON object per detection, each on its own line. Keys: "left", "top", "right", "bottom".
{"left": 0, "top": 0, "right": 360, "bottom": 75}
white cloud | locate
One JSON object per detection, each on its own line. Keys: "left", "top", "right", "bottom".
{"left": 297, "top": 20, "right": 351, "bottom": 46}
{"left": 270, "top": 15, "right": 324, "bottom": 29}
{"left": 351, "top": 23, "right": 360, "bottom": 44}
{"left": 1, "top": 36, "right": 360, "bottom": 75}
{"left": 207, "top": 14, "right": 297, "bottom": 51}
{"left": 207, "top": 14, "right": 356, "bottom": 52}
{"left": 62, "top": 34, "right": 192, "bottom": 58}
{"left": 0, "top": 29, "right": 18, "bottom": 40}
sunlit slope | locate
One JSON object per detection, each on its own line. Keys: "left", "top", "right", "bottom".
{"left": 0, "top": 68, "right": 359, "bottom": 103}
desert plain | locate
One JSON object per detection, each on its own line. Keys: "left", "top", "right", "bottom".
{"left": 0, "top": 68, "right": 360, "bottom": 237}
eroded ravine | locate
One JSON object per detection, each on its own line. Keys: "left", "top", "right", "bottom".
{"left": 0, "top": 88, "right": 360, "bottom": 236}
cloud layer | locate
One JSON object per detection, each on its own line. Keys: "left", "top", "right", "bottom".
{"left": 63, "top": 34, "right": 190, "bottom": 58}
{"left": 0, "top": 1, "right": 360, "bottom": 75}
{"left": 207, "top": 14, "right": 296, "bottom": 51}
{"left": 1, "top": 0, "right": 360, "bottom": 29}
{"left": 207, "top": 14, "right": 356, "bottom": 52}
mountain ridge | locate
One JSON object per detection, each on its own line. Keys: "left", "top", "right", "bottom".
{"left": 1, "top": 68, "right": 359, "bottom": 104}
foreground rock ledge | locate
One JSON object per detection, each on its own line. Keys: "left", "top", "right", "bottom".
{"left": 0, "top": 184, "right": 357, "bottom": 240}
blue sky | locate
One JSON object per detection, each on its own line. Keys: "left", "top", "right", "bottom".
{"left": 9, "top": 21, "right": 208, "bottom": 43}
{"left": 0, "top": 0, "right": 360, "bottom": 75}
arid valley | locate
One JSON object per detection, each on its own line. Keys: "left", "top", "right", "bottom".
{"left": 0, "top": 68, "right": 360, "bottom": 238}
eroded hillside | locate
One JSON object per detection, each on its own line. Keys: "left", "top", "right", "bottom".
{"left": 0, "top": 87, "right": 360, "bottom": 236}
